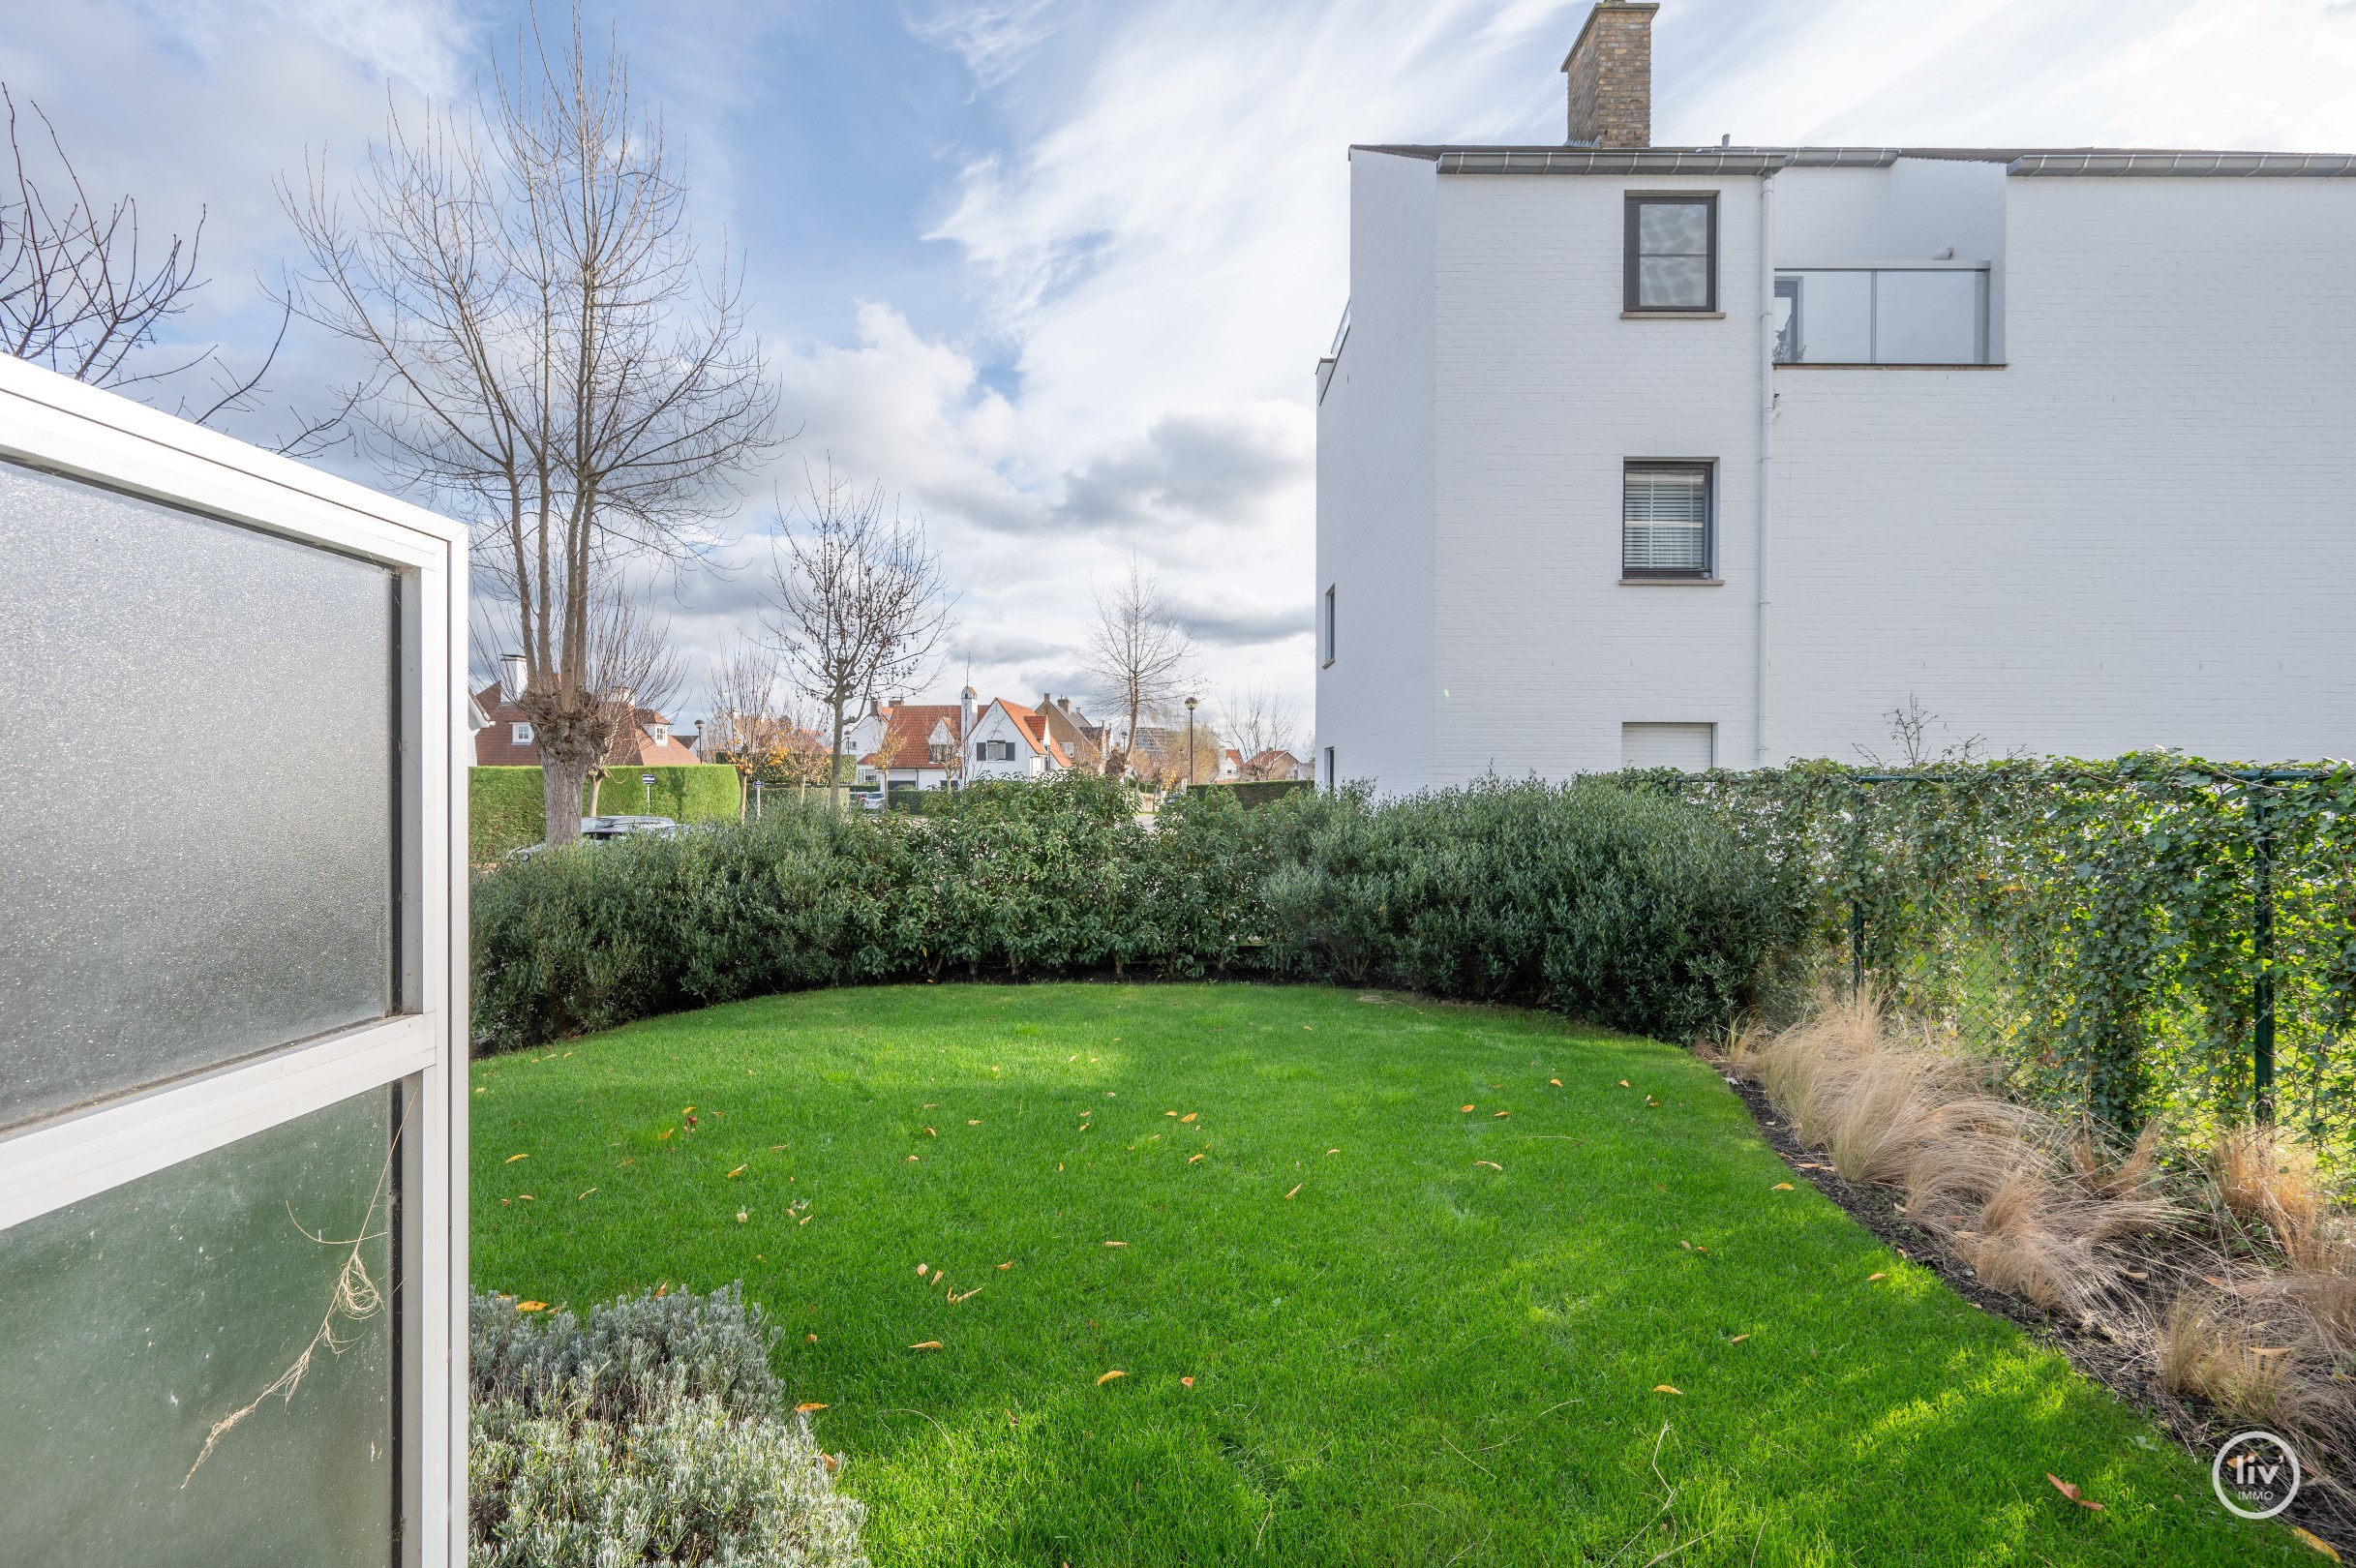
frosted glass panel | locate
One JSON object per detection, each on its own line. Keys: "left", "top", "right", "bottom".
{"left": 0, "top": 1088, "right": 395, "bottom": 1565}
{"left": 0, "top": 462, "right": 395, "bottom": 1129}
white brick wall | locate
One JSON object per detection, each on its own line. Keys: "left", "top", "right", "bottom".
{"left": 1318, "top": 153, "right": 2356, "bottom": 788}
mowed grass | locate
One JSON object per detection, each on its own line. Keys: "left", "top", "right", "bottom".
{"left": 470, "top": 983, "right": 2297, "bottom": 1567}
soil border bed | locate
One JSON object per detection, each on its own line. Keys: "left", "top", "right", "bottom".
{"left": 1719, "top": 1068, "right": 2354, "bottom": 1553}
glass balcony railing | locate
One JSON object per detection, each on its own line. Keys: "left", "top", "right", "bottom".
{"left": 1773, "top": 267, "right": 1990, "bottom": 365}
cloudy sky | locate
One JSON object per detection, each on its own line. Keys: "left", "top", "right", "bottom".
{"left": 7, "top": 0, "right": 2355, "bottom": 739}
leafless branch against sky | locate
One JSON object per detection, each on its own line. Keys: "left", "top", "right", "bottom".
{"left": 1082, "top": 551, "right": 1195, "bottom": 778}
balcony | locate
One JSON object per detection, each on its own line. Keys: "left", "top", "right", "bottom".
{"left": 1773, "top": 264, "right": 1991, "bottom": 366}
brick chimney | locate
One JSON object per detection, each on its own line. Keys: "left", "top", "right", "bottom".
{"left": 1562, "top": 2, "right": 1657, "bottom": 148}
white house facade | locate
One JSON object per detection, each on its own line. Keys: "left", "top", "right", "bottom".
{"left": 1314, "top": 1, "right": 2356, "bottom": 793}
{"left": 967, "top": 697, "right": 1072, "bottom": 782}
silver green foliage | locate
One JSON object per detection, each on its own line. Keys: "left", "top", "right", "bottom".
{"left": 469, "top": 1287, "right": 867, "bottom": 1568}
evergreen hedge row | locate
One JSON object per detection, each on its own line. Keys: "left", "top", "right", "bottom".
{"left": 470, "top": 774, "right": 1804, "bottom": 1054}
{"left": 468, "top": 765, "right": 742, "bottom": 863}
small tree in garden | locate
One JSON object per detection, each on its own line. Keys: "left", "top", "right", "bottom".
{"left": 285, "top": 5, "right": 778, "bottom": 845}
{"left": 707, "top": 634, "right": 808, "bottom": 818}
{"left": 1081, "top": 553, "right": 1194, "bottom": 779}
{"left": 1223, "top": 686, "right": 1303, "bottom": 779}
{"left": 765, "top": 463, "right": 956, "bottom": 810}
{"left": 577, "top": 590, "right": 682, "bottom": 817}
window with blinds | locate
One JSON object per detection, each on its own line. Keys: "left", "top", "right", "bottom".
{"left": 1622, "top": 463, "right": 1711, "bottom": 576}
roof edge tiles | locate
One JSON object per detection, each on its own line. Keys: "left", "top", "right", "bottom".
{"left": 1353, "top": 145, "right": 2356, "bottom": 177}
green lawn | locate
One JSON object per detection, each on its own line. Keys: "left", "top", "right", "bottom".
{"left": 469, "top": 983, "right": 2299, "bottom": 1566}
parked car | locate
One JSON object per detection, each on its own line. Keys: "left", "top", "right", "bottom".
{"left": 506, "top": 816, "right": 679, "bottom": 859}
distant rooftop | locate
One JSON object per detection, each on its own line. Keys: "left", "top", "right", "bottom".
{"left": 1353, "top": 145, "right": 2356, "bottom": 178}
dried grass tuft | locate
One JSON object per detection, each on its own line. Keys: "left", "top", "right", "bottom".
{"left": 2213, "top": 1125, "right": 2331, "bottom": 1267}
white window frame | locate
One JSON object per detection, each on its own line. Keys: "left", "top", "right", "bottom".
{"left": 512, "top": 719, "right": 534, "bottom": 744}
{"left": 0, "top": 354, "right": 469, "bottom": 1567}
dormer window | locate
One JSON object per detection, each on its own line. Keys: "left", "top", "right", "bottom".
{"left": 511, "top": 721, "right": 533, "bottom": 744}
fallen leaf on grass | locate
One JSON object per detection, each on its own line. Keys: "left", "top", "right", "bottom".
{"left": 505, "top": 1153, "right": 529, "bottom": 1163}
{"left": 2046, "top": 1474, "right": 2102, "bottom": 1511}
{"left": 659, "top": 1129, "right": 674, "bottom": 1140}
{"left": 1679, "top": 1241, "right": 1692, "bottom": 1251}
{"left": 517, "top": 1301, "right": 548, "bottom": 1312}
{"left": 1096, "top": 1370, "right": 1126, "bottom": 1386}
{"left": 726, "top": 1165, "right": 746, "bottom": 1178}
{"left": 1729, "top": 1334, "right": 1749, "bottom": 1343}
{"left": 1493, "top": 1110, "right": 1510, "bottom": 1119}
{"left": 917, "top": 1264, "right": 929, "bottom": 1275}
{"left": 1284, "top": 1184, "right": 1302, "bottom": 1198}
{"left": 1181, "top": 1376, "right": 1195, "bottom": 1388}
{"left": 797, "top": 1215, "right": 812, "bottom": 1225}
{"left": 795, "top": 1402, "right": 829, "bottom": 1413}
{"left": 821, "top": 1454, "right": 838, "bottom": 1472}
{"left": 770, "top": 1144, "right": 788, "bottom": 1152}
{"left": 998, "top": 1261, "right": 1014, "bottom": 1270}
{"left": 1652, "top": 1385, "right": 1681, "bottom": 1396}
{"left": 1180, "top": 1113, "right": 1197, "bottom": 1124}
{"left": 806, "top": 1333, "right": 818, "bottom": 1342}
{"left": 909, "top": 1342, "right": 943, "bottom": 1351}
{"left": 1771, "top": 1182, "right": 1795, "bottom": 1191}
{"left": 1618, "top": 1080, "right": 1631, "bottom": 1088}
{"left": 951, "top": 1286, "right": 985, "bottom": 1304}
{"left": 1866, "top": 1272, "right": 1888, "bottom": 1282}
{"left": 578, "top": 1188, "right": 597, "bottom": 1199}
{"left": 736, "top": 1211, "right": 749, "bottom": 1223}
{"left": 968, "top": 1119, "right": 981, "bottom": 1126}
{"left": 2292, "top": 1525, "right": 2341, "bottom": 1559}
{"left": 1474, "top": 1160, "right": 1503, "bottom": 1171}
{"left": 1326, "top": 1149, "right": 1340, "bottom": 1156}
{"left": 906, "top": 1155, "right": 921, "bottom": 1162}
{"left": 924, "top": 1128, "right": 937, "bottom": 1137}
{"left": 1461, "top": 1105, "right": 1475, "bottom": 1114}
{"left": 1103, "top": 1240, "right": 1128, "bottom": 1248}
{"left": 518, "top": 1194, "right": 534, "bottom": 1201}
{"left": 1188, "top": 1154, "right": 1205, "bottom": 1163}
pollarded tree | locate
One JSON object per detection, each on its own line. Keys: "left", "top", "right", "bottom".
{"left": 284, "top": 5, "right": 778, "bottom": 844}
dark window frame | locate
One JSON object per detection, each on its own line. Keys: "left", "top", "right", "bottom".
{"left": 1623, "top": 193, "right": 1719, "bottom": 314}
{"left": 1322, "top": 584, "right": 1337, "bottom": 668}
{"left": 1620, "top": 460, "right": 1716, "bottom": 580}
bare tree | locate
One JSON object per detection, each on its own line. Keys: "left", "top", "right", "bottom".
{"left": 705, "top": 633, "right": 812, "bottom": 818}
{"left": 766, "top": 463, "right": 957, "bottom": 808}
{"left": 283, "top": 5, "right": 780, "bottom": 845}
{"left": 0, "top": 85, "right": 281, "bottom": 423}
{"left": 1221, "top": 685, "right": 1302, "bottom": 778}
{"left": 1081, "top": 552, "right": 1194, "bottom": 779}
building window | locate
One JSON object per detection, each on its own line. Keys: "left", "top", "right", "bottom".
{"left": 1624, "top": 194, "right": 1716, "bottom": 313}
{"left": 1323, "top": 745, "right": 1337, "bottom": 790}
{"left": 1622, "top": 463, "right": 1712, "bottom": 577}
{"left": 1621, "top": 722, "right": 1717, "bottom": 771}
{"left": 1322, "top": 585, "right": 1337, "bottom": 667}
{"left": 511, "top": 720, "right": 533, "bottom": 744}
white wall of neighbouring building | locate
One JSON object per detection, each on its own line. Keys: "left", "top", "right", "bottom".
{"left": 1315, "top": 149, "right": 2356, "bottom": 791}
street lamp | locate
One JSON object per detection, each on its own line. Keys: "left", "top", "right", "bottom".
{"left": 1184, "top": 695, "right": 1198, "bottom": 789}
{"left": 641, "top": 772, "right": 656, "bottom": 813}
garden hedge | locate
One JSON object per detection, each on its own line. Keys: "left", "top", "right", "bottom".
{"left": 468, "top": 765, "right": 741, "bottom": 863}
{"left": 471, "top": 773, "right": 1804, "bottom": 1053}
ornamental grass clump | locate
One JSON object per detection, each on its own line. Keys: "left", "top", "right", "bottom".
{"left": 469, "top": 1286, "right": 867, "bottom": 1568}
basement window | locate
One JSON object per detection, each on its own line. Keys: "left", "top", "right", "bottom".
{"left": 1624, "top": 194, "right": 1716, "bottom": 313}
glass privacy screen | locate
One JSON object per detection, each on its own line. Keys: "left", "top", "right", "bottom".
{"left": 0, "top": 462, "right": 395, "bottom": 1128}
{"left": 0, "top": 1088, "right": 396, "bottom": 1566}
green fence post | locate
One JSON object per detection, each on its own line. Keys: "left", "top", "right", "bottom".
{"left": 2252, "top": 782, "right": 2276, "bottom": 1125}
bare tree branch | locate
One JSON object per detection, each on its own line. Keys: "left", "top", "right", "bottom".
{"left": 0, "top": 83, "right": 285, "bottom": 426}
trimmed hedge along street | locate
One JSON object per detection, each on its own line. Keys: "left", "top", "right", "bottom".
{"left": 470, "top": 983, "right": 2302, "bottom": 1566}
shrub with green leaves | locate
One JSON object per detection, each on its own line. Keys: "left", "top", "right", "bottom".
{"left": 470, "top": 772, "right": 1799, "bottom": 1053}
{"left": 469, "top": 1286, "right": 867, "bottom": 1568}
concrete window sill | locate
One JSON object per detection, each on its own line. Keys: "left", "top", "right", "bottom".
{"left": 1621, "top": 311, "right": 1726, "bottom": 320}
{"left": 1620, "top": 576, "right": 1725, "bottom": 586}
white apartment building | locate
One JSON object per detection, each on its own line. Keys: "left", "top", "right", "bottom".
{"left": 1314, "top": 1, "right": 2356, "bottom": 791}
